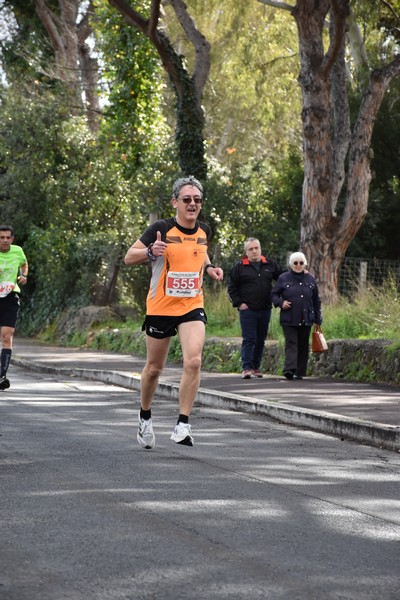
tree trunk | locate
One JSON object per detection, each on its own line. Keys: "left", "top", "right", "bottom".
{"left": 294, "top": 0, "right": 349, "bottom": 303}
{"left": 79, "top": 42, "right": 101, "bottom": 134}
{"left": 35, "top": 0, "right": 81, "bottom": 105}
{"left": 35, "top": 0, "right": 100, "bottom": 132}
{"left": 77, "top": 1, "right": 101, "bottom": 133}
{"left": 258, "top": 0, "right": 400, "bottom": 303}
{"left": 293, "top": 0, "right": 400, "bottom": 304}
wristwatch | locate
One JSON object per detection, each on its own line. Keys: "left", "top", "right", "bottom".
{"left": 146, "top": 244, "right": 157, "bottom": 262}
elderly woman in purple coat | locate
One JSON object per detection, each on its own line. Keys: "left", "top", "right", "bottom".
{"left": 271, "top": 252, "right": 322, "bottom": 380}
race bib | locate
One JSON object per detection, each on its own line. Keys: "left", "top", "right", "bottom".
{"left": 166, "top": 272, "right": 200, "bottom": 297}
{"left": 0, "top": 282, "right": 15, "bottom": 298}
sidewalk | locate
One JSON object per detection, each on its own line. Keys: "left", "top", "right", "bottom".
{"left": 11, "top": 337, "right": 400, "bottom": 452}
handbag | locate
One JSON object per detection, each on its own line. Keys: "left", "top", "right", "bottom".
{"left": 312, "top": 324, "right": 328, "bottom": 353}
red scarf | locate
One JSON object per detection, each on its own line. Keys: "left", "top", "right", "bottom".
{"left": 242, "top": 256, "right": 268, "bottom": 265}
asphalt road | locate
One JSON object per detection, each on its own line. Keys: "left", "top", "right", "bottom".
{"left": 1, "top": 367, "right": 399, "bottom": 600}
{"left": 11, "top": 338, "right": 400, "bottom": 452}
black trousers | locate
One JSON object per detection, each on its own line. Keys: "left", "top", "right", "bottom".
{"left": 282, "top": 324, "right": 311, "bottom": 377}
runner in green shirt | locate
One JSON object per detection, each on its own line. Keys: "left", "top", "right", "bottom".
{"left": 0, "top": 225, "right": 28, "bottom": 390}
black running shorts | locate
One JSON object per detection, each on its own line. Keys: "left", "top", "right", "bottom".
{"left": 0, "top": 293, "right": 21, "bottom": 328}
{"left": 142, "top": 308, "right": 207, "bottom": 339}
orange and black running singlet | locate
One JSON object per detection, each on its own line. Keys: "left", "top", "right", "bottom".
{"left": 139, "top": 218, "right": 211, "bottom": 316}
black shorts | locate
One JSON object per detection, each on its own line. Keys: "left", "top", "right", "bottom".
{"left": 0, "top": 293, "right": 21, "bottom": 328}
{"left": 142, "top": 308, "right": 207, "bottom": 339}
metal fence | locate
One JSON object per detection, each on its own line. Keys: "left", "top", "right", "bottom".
{"left": 339, "top": 257, "right": 400, "bottom": 297}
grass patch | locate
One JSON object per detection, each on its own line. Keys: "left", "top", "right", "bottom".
{"left": 321, "top": 278, "right": 400, "bottom": 340}
{"left": 204, "top": 280, "right": 400, "bottom": 342}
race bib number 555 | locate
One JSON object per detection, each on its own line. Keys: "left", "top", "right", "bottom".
{"left": 166, "top": 272, "right": 199, "bottom": 297}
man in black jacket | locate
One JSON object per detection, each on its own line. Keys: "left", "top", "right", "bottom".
{"left": 228, "top": 238, "right": 283, "bottom": 378}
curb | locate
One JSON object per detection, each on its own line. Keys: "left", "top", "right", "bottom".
{"left": 13, "top": 357, "right": 400, "bottom": 453}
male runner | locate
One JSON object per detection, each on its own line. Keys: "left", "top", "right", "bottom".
{"left": 124, "top": 176, "right": 223, "bottom": 448}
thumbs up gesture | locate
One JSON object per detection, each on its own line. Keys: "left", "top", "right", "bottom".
{"left": 151, "top": 231, "right": 167, "bottom": 257}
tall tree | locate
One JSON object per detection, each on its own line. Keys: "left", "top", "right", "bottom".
{"left": 105, "top": 0, "right": 210, "bottom": 179}
{"left": 0, "top": 1, "right": 162, "bottom": 314}
{"left": 34, "top": 0, "right": 101, "bottom": 132}
{"left": 259, "top": 0, "right": 400, "bottom": 303}
{"left": 93, "top": 2, "right": 171, "bottom": 173}
{"left": 159, "top": 0, "right": 301, "bottom": 168}
{"left": 1, "top": 0, "right": 101, "bottom": 131}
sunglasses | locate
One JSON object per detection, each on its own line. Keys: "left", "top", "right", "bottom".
{"left": 179, "top": 196, "right": 203, "bottom": 205}
{"left": 293, "top": 261, "right": 304, "bottom": 265}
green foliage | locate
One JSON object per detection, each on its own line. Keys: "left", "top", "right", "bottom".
{"left": 83, "top": 327, "right": 146, "bottom": 354}
{"left": 343, "top": 360, "right": 378, "bottom": 384}
{"left": 0, "top": 85, "right": 66, "bottom": 234}
{"left": 201, "top": 340, "right": 241, "bottom": 373}
{"left": 204, "top": 148, "right": 303, "bottom": 270}
{"left": 0, "top": 2, "right": 181, "bottom": 333}
{"left": 203, "top": 281, "right": 397, "bottom": 343}
{"left": 0, "top": 84, "right": 147, "bottom": 331}
{"left": 348, "top": 83, "right": 400, "bottom": 259}
{"left": 94, "top": 1, "right": 171, "bottom": 176}
{"left": 165, "top": 0, "right": 302, "bottom": 165}
{"left": 320, "top": 278, "right": 400, "bottom": 341}
{"left": 351, "top": 0, "right": 400, "bottom": 71}
{"left": 93, "top": 1, "right": 181, "bottom": 215}
{"left": 0, "top": 0, "right": 53, "bottom": 85}
{"left": 175, "top": 85, "right": 207, "bottom": 180}
{"left": 386, "top": 340, "right": 400, "bottom": 355}
{"left": 1, "top": 0, "right": 399, "bottom": 332}
{"left": 167, "top": 281, "right": 400, "bottom": 343}
{"left": 203, "top": 282, "right": 240, "bottom": 335}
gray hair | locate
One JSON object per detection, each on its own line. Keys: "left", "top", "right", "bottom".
{"left": 244, "top": 237, "right": 260, "bottom": 252}
{"left": 172, "top": 176, "right": 203, "bottom": 198}
{"left": 288, "top": 251, "right": 308, "bottom": 267}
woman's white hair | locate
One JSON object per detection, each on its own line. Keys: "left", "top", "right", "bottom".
{"left": 288, "top": 251, "right": 307, "bottom": 267}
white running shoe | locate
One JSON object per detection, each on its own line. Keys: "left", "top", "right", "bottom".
{"left": 137, "top": 413, "right": 155, "bottom": 449}
{"left": 170, "top": 422, "right": 194, "bottom": 446}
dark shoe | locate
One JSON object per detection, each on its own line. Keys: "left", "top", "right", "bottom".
{"left": 293, "top": 375, "right": 303, "bottom": 380}
{"left": 283, "top": 371, "right": 294, "bottom": 380}
{"left": 0, "top": 376, "right": 10, "bottom": 390}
